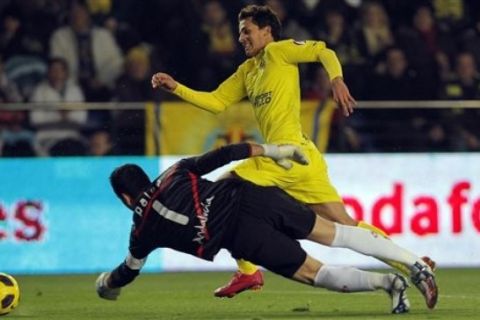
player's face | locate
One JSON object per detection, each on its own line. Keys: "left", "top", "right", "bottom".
{"left": 239, "top": 18, "right": 272, "bottom": 57}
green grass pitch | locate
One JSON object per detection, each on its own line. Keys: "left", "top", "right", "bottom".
{"left": 7, "top": 268, "right": 480, "bottom": 319}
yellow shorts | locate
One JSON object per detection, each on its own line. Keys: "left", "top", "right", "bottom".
{"left": 233, "top": 140, "right": 342, "bottom": 204}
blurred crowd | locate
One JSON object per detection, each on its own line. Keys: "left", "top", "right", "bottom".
{"left": 0, "top": 0, "right": 479, "bottom": 156}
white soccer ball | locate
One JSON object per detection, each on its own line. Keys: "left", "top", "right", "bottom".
{"left": 0, "top": 273, "right": 20, "bottom": 316}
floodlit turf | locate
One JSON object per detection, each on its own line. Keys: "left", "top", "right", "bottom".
{"left": 6, "top": 268, "right": 479, "bottom": 319}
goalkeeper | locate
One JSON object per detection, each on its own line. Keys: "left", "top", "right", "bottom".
{"left": 151, "top": 4, "right": 434, "bottom": 297}
{"left": 96, "top": 143, "right": 438, "bottom": 313}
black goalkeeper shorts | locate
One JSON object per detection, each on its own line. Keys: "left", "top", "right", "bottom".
{"left": 224, "top": 183, "right": 316, "bottom": 278}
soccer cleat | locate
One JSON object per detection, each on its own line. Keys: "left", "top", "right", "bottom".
{"left": 388, "top": 273, "right": 410, "bottom": 314}
{"left": 410, "top": 261, "right": 438, "bottom": 309}
{"left": 214, "top": 270, "right": 264, "bottom": 298}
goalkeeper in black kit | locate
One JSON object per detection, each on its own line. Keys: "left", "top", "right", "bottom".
{"left": 96, "top": 143, "right": 438, "bottom": 313}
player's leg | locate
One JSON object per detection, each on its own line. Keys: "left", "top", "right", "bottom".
{"left": 307, "top": 215, "right": 438, "bottom": 309}
{"left": 310, "top": 202, "right": 387, "bottom": 236}
{"left": 298, "top": 143, "right": 418, "bottom": 274}
{"left": 309, "top": 202, "right": 412, "bottom": 275}
{"left": 288, "top": 146, "right": 393, "bottom": 239}
{"left": 215, "top": 171, "right": 263, "bottom": 282}
{"left": 226, "top": 185, "right": 411, "bottom": 313}
{"left": 216, "top": 172, "right": 262, "bottom": 276}
{"left": 310, "top": 202, "right": 388, "bottom": 236}
{"left": 213, "top": 259, "right": 263, "bottom": 298}
{"left": 293, "top": 255, "right": 410, "bottom": 314}
{"left": 234, "top": 222, "right": 410, "bottom": 314}
{"left": 303, "top": 141, "right": 437, "bottom": 273}
{"left": 308, "top": 202, "right": 357, "bottom": 225}
{"left": 213, "top": 170, "right": 263, "bottom": 297}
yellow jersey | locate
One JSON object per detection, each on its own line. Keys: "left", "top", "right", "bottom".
{"left": 173, "top": 39, "right": 342, "bottom": 145}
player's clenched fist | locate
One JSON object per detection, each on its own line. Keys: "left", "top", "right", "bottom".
{"left": 151, "top": 72, "right": 177, "bottom": 92}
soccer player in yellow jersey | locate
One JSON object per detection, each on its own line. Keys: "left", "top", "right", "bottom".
{"left": 152, "top": 4, "right": 434, "bottom": 298}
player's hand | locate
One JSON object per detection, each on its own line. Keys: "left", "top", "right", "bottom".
{"left": 96, "top": 272, "right": 121, "bottom": 301}
{"left": 331, "top": 77, "right": 356, "bottom": 117}
{"left": 151, "top": 72, "right": 177, "bottom": 92}
{"left": 262, "top": 144, "right": 309, "bottom": 170}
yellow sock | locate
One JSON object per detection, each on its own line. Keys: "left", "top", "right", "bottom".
{"left": 237, "top": 259, "right": 258, "bottom": 275}
{"left": 357, "top": 221, "right": 411, "bottom": 276}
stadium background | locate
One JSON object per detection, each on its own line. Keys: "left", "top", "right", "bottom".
{"left": 0, "top": 1, "right": 479, "bottom": 316}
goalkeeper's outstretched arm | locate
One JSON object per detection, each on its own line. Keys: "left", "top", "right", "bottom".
{"left": 181, "top": 143, "right": 309, "bottom": 177}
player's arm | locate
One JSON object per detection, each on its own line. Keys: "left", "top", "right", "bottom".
{"left": 271, "top": 40, "right": 356, "bottom": 116}
{"left": 180, "top": 143, "right": 309, "bottom": 176}
{"left": 95, "top": 252, "right": 147, "bottom": 300}
{"left": 272, "top": 40, "right": 343, "bottom": 79}
{"left": 151, "top": 67, "right": 247, "bottom": 114}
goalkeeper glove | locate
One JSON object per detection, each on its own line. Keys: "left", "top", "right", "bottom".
{"left": 96, "top": 272, "right": 121, "bottom": 300}
{"left": 261, "top": 144, "right": 309, "bottom": 169}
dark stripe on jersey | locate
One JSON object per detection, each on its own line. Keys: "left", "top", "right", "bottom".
{"left": 188, "top": 172, "right": 210, "bottom": 258}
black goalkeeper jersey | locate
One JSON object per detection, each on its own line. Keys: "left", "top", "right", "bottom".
{"left": 106, "top": 143, "right": 316, "bottom": 289}
{"left": 128, "top": 143, "right": 252, "bottom": 262}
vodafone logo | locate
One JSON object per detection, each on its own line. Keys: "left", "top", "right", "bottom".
{"left": 343, "top": 181, "right": 480, "bottom": 236}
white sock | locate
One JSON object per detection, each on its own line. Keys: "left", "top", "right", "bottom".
{"left": 314, "top": 265, "right": 392, "bottom": 292}
{"left": 331, "top": 223, "right": 418, "bottom": 267}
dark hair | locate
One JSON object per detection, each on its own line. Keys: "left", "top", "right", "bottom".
{"left": 110, "top": 164, "right": 151, "bottom": 207}
{"left": 238, "top": 5, "right": 282, "bottom": 40}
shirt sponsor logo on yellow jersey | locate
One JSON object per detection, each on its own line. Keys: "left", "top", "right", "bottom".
{"left": 252, "top": 91, "right": 272, "bottom": 108}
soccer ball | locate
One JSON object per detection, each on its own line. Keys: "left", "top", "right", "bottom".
{"left": 0, "top": 273, "right": 20, "bottom": 316}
